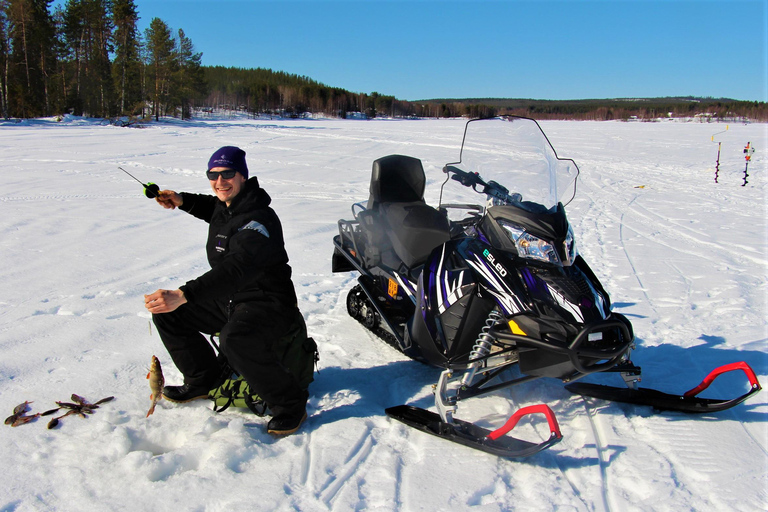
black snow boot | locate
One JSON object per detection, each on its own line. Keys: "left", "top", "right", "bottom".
{"left": 267, "top": 409, "right": 307, "bottom": 436}
{"left": 162, "top": 383, "right": 214, "bottom": 403}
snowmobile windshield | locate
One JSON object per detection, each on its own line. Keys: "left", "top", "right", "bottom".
{"left": 445, "top": 116, "right": 579, "bottom": 211}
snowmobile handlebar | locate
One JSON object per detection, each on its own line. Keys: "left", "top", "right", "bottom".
{"left": 443, "top": 165, "right": 522, "bottom": 205}
{"left": 444, "top": 165, "right": 484, "bottom": 188}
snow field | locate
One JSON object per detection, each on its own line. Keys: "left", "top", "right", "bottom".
{"left": 0, "top": 116, "right": 765, "bottom": 511}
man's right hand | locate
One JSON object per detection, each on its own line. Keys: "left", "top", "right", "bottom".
{"left": 156, "top": 190, "right": 183, "bottom": 209}
{"left": 144, "top": 289, "right": 187, "bottom": 313}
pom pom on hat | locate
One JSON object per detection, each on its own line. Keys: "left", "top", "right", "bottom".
{"left": 208, "top": 146, "right": 248, "bottom": 179}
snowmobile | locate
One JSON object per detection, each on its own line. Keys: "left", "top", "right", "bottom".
{"left": 331, "top": 116, "right": 761, "bottom": 458}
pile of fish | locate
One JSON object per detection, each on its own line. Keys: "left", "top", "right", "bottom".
{"left": 41, "top": 394, "right": 115, "bottom": 429}
{"left": 6, "top": 355, "right": 166, "bottom": 429}
{"left": 5, "top": 395, "right": 114, "bottom": 429}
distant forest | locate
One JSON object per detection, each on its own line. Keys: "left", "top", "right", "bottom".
{"left": 416, "top": 97, "right": 767, "bottom": 122}
{"left": 204, "top": 67, "right": 767, "bottom": 122}
{"left": 1, "top": 0, "right": 765, "bottom": 122}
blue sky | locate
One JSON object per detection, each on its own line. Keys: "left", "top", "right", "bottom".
{"left": 116, "top": 1, "right": 768, "bottom": 101}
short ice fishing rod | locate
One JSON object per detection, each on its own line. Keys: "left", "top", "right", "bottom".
{"left": 118, "top": 167, "right": 160, "bottom": 198}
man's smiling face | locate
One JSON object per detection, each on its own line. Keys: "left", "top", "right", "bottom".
{"left": 208, "top": 167, "right": 246, "bottom": 206}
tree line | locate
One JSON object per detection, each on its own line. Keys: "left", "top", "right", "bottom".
{"left": 203, "top": 65, "right": 419, "bottom": 119}
{"left": 1, "top": 1, "right": 765, "bottom": 122}
{"left": 0, "top": 0, "right": 206, "bottom": 120}
{"left": 416, "top": 97, "right": 768, "bottom": 122}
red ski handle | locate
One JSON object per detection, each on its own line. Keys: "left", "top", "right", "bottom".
{"left": 487, "top": 404, "right": 562, "bottom": 441}
{"left": 683, "top": 361, "right": 762, "bottom": 398}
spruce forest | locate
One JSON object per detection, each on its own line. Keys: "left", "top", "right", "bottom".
{"left": 0, "top": 0, "right": 206, "bottom": 120}
{"left": 1, "top": 0, "right": 765, "bottom": 122}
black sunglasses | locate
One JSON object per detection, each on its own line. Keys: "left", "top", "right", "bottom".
{"left": 206, "top": 169, "right": 239, "bottom": 180}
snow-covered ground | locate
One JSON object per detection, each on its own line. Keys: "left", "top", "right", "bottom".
{"left": 1, "top": 115, "right": 766, "bottom": 511}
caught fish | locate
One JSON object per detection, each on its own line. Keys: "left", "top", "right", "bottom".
{"left": 5, "top": 401, "right": 33, "bottom": 426}
{"left": 47, "top": 409, "right": 78, "bottom": 429}
{"left": 12, "top": 413, "right": 39, "bottom": 427}
{"left": 71, "top": 394, "right": 89, "bottom": 405}
{"left": 13, "top": 401, "right": 32, "bottom": 415}
{"left": 146, "top": 355, "right": 165, "bottom": 417}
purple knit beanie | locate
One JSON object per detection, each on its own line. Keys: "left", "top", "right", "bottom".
{"left": 208, "top": 146, "right": 248, "bottom": 179}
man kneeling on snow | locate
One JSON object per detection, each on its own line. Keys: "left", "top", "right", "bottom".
{"left": 144, "top": 146, "right": 316, "bottom": 435}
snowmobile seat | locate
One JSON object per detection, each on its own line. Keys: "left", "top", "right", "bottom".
{"left": 367, "top": 154, "right": 427, "bottom": 209}
{"left": 365, "top": 155, "right": 450, "bottom": 268}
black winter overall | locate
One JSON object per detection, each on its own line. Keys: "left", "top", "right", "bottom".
{"left": 152, "top": 177, "right": 309, "bottom": 418}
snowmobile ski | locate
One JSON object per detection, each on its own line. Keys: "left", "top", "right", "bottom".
{"left": 565, "top": 361, "right": 761, "bottom": 413}
{"left": 385, "top": 404, "right": 562, "bottom": 458}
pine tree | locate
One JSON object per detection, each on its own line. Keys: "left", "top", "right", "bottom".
{"left": 5, "top": 0, "right": 57, "bottom": 117}
{"left": 61, "top": 0, "right": 115, "bottom": 117}
{"left": 111, "top": 0, "right": 141, "bottom": 116}
{"left": 143, "top": 17, "right": 173, "bottom": 121}
{"left": 174, "top": 28, "right": 205, "bottom": 119}
{"left": 0, "top": 0, "right": 10, "bottom": 118}
{"left": 85, "top": 0, "right": 115, "bottom": 117}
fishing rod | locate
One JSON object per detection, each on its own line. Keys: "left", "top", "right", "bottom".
{"left": 118, "top": 167, "right": 160, "bottom": 198}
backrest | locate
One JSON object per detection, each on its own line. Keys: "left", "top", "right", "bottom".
{"left": 367, "top": 155, "right": 426, "bottom": 210}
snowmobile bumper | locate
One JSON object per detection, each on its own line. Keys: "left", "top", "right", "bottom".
{"left": 385, "top": 403, "right": 562, "bottom": 458}
{"left": 491, "top": 314, "right": 634, "bottom": 379}
{"left": 565, "top": 361, "right": 761, "bottom": 413}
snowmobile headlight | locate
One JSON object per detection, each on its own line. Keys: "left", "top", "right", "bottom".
{"left": 499, "top": 221, "right": 561, "bottom": 265}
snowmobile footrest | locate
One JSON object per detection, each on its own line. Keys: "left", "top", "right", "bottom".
{"left": 566, "top": 361, "right": 761, "bottom": 413}
{"left": 385, "top": 404, "right": 562, "bottom": 458}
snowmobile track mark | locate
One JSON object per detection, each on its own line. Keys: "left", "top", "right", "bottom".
{"left": 740, "top": 421, "right": 768, "bottom": 458}
{"left": 581, "top": 397, "right": 614, "bottom": 512}
{"left": 317, "top": 422, "right": 376, "bottom": 508}
{"left": 298, "top": 430, "right": 313, "bottom": 487}
{"left": 619, "top": 193, "right": 654, "bottom": 315}
{"left": 553, "top": 462, "right": 592, "bottom": 510}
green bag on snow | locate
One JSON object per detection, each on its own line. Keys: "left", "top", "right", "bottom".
{"left": 209, "top": 312, "right": 318, "bottom": 416}
{"left": 210, "top": 376, "right": 268, "bottom": 415}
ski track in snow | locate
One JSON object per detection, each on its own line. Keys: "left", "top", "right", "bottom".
{"left": 0, "top": 116, "right": 766, "bottom": 512}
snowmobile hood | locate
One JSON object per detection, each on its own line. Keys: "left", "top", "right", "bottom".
{"left": 487, "top": 202, "right": 569, "bottom": 241}
{"left": 480, "top": 202, "right": 571, "bottom": 263}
